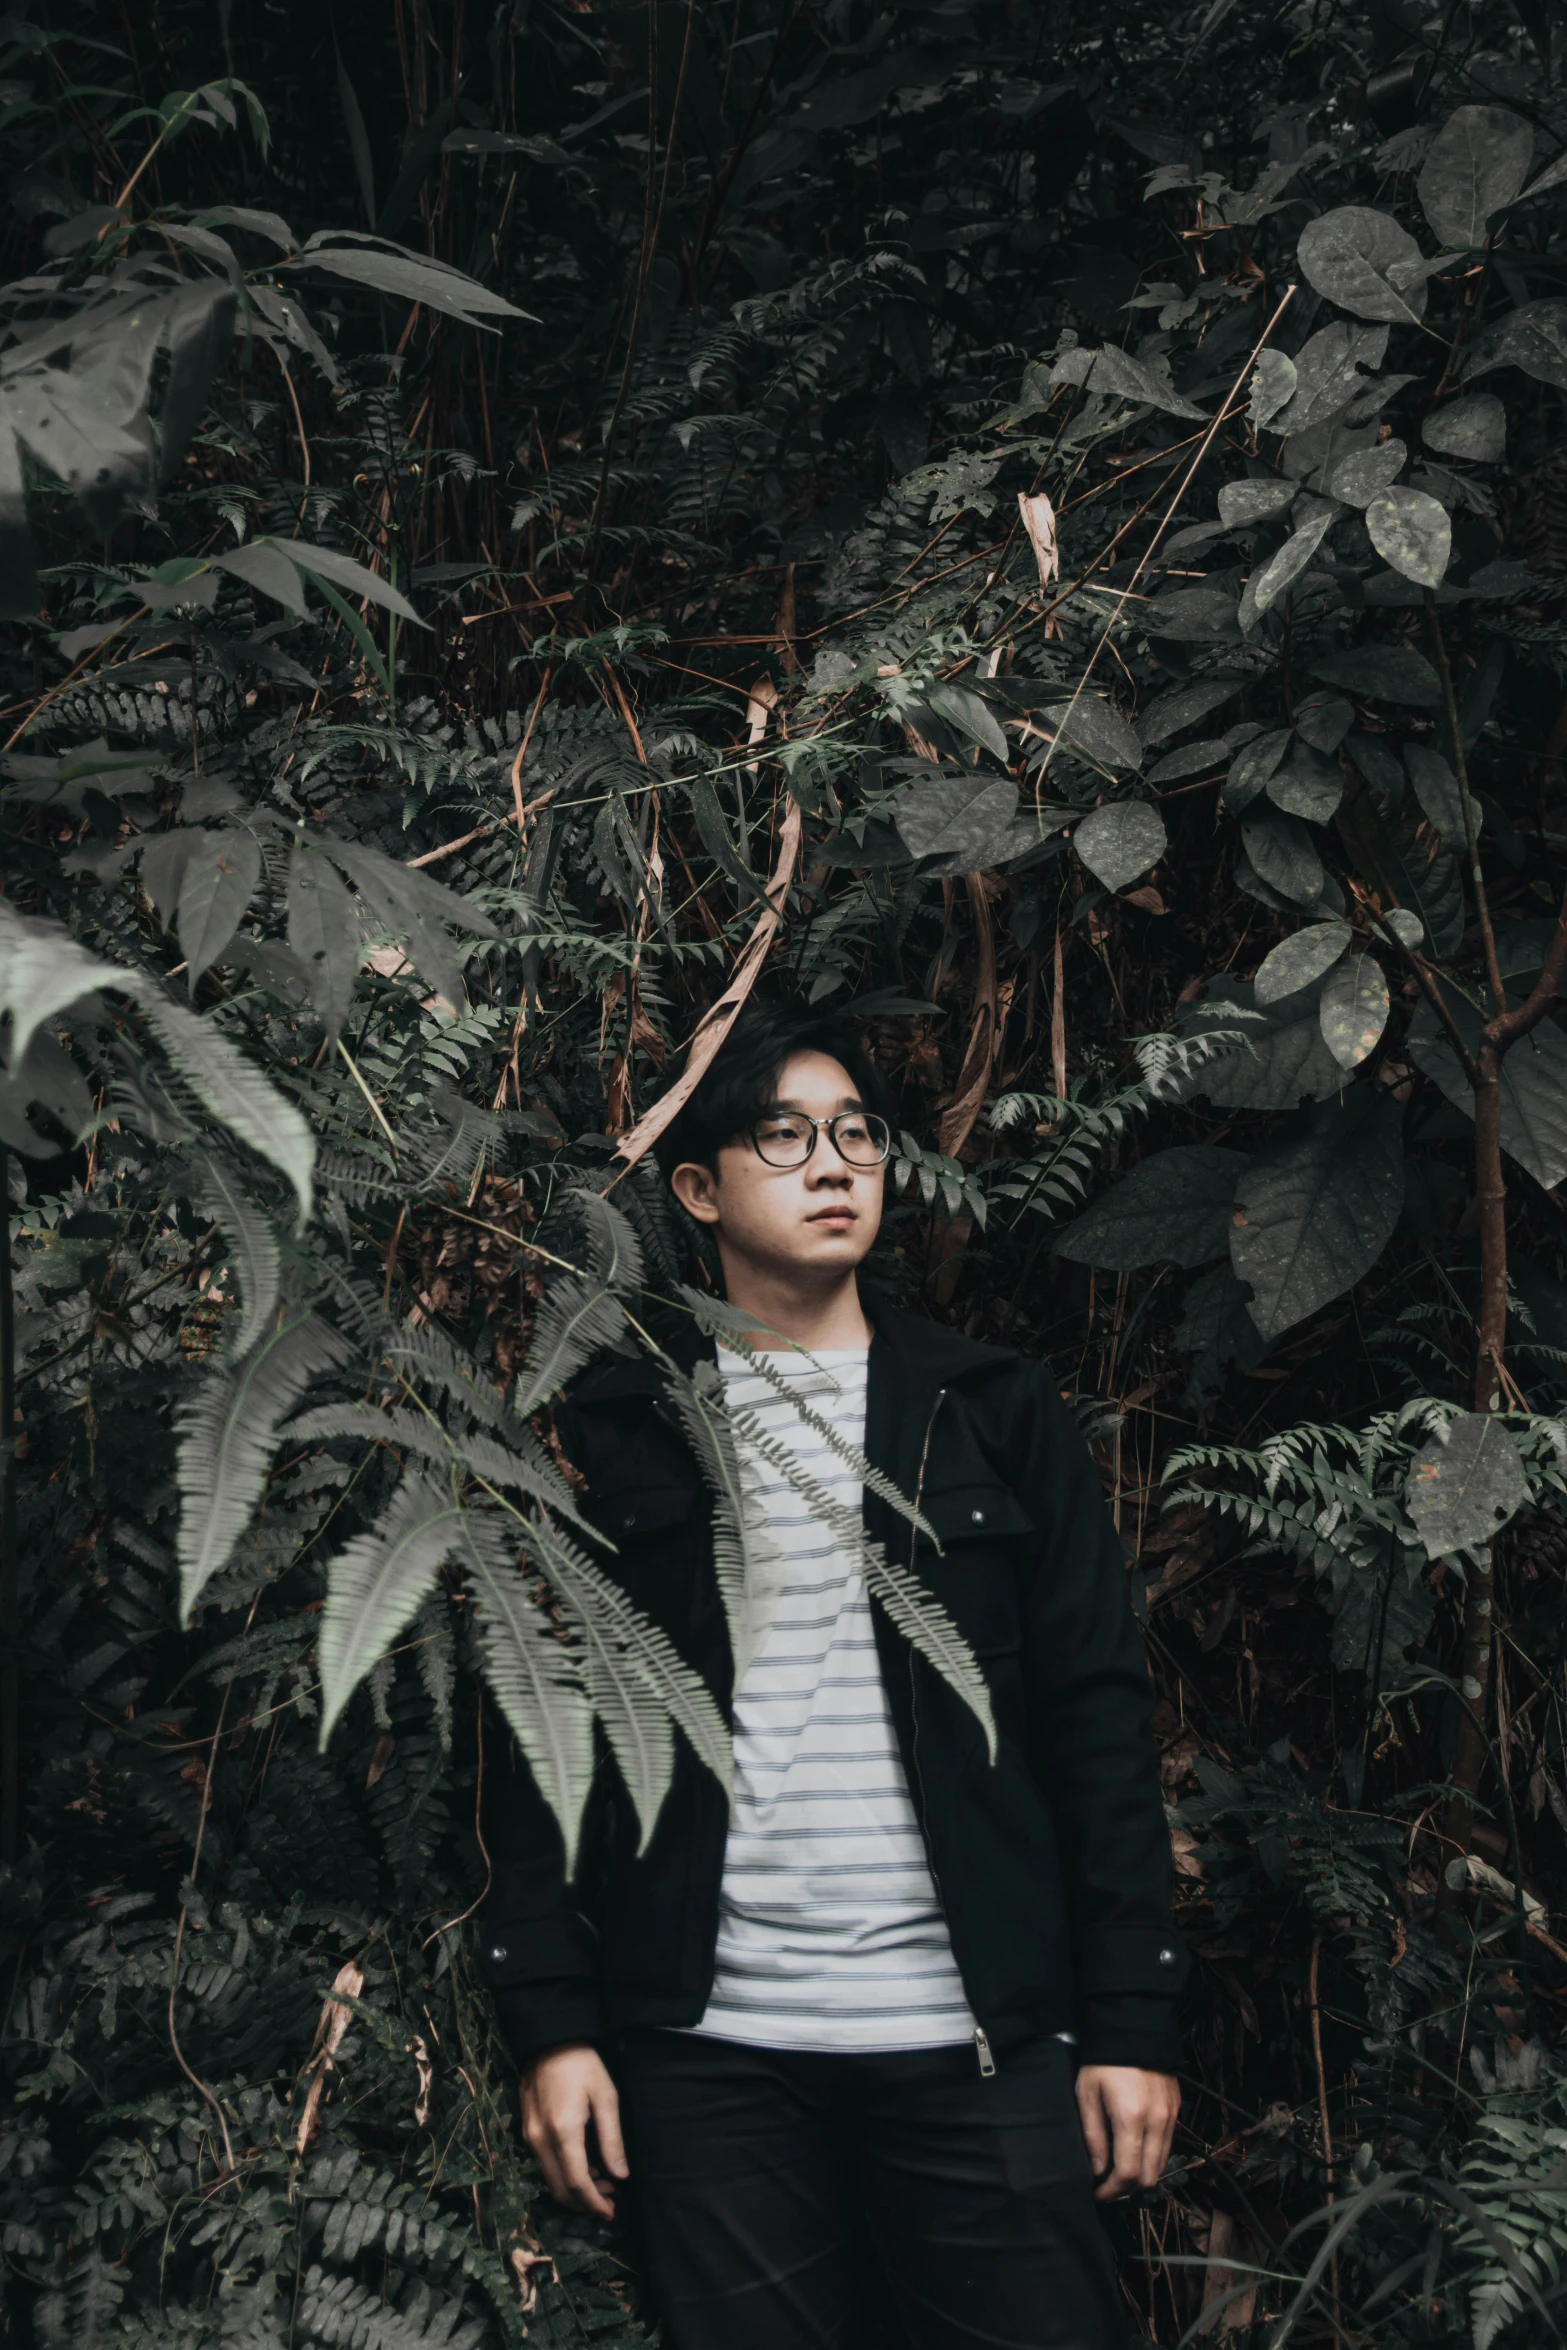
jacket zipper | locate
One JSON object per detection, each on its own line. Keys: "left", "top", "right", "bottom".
{"left": 908, "top": 1388, "right": 995, "bottom": 2080}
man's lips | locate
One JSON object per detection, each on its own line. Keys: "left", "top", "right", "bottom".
{"left": 806, "top": 1206, "right": 856, "bottom": 1225}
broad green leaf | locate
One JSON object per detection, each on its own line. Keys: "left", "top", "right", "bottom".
{"left": 1422, "top": 394, "right": 1505, "bottom": 463}
{"left": 1417, "top": 106, "right": 1533, "bottom": 248}
{"left": 286, "top": 846, "right": 360, "bottom": 1036}
{"left": 1406, "top": 1413, "right": 1530, "bottom": 1559}
{"left": 1329, "top": 438, "right": 1406, "bottom": 507}
{"left": 1248, "top": 348, "right": 1296, "bottom": 427}
{"left": 1311, "top": 646, "right": 1441, "bottom": 705}
{"left": 1337, "top": 793, "right": 1464, "bottom": 958}
{"left": 1344, "top": 727, "right": 1405, "bottom": 801}
{"left": 1038, "top": 696, "right": 1143, "bottom": 773}
{"left": 1366, "top": 485, "right": 1451, "bottom": 587}
{"left": 1217, "top": 478, "right": 1295, "bottom": 528}
{"left": 328, "top": 835, "right": 497, "bottom": 1011}
{"left": 1135, "top": 679, "right": 1240, "bottom": 748}
{"left": 1409, "top": 998, "right": 1567, "bottom": 1188}
{"left": 1319, "top": 952, "right": 1390, "bottom": 1069}
{"left": 177, "top": 1312, "right": 350, "bottom": 1618}
{"left": 894, "top": 775, "right": 1021, "bottom": 870}
{"left": 176, "top": 825, "right": 262, "bottom": 988}
{"left": 1145, "top": 587, "right": 1241, "bottom": 641}
{"left": 1254, "top": 923, "right": 1351, "bottom": 1006}
{"left": 925, "top": 682, "right": 1010, "bottom": 765}
{"left": 1231, "top": 1092, "right": 1404, "bottom": 1341}
{"left": 1168, "top": 979, "right": 1361, "bottom": 1111}
{"left": 1267, "top": 746, "right": 1343, "bottom": 824}
{"left": 1381, "top": 907, "right": 1425, "bottom": 949}
{"left": 260, "top": 534, "right": 423, "bottom": 625}
{"left": 1074, "top": 799, "right": 1165, "bottom": 891}
{"left": 1223, "top": 728, "right": 1291, "bottom": 813}
{"left": 295, "top": 242, "right": 535, "bottom": 329}
{"left": 1294, "top": 694, "right": 1354, "bottom": 753}
{"left": 215, "top": 541, "right": 309, "bottom": 615}
{"left": 1405, "top": 744, "right": 1470, "bottom": 843}
{"left": 1054, "top": 1144, "right": 1246, "bottom": 1270}
{"left": 1239, "top": 506, "right": 1337, "bottom": 632}
{"left": 1271, "top": 322, "right": 1389, "bottom": 434}
{"left": 1240, "top": 806, "right": 1324, "bottom": 908}
{"left": 1467, "top": 297, "right": 1567, "bottom": 392}
{"left": 318, "top": 1473, "right": 471, "bottom": 1742}
{"left": 1049, "top": 341, "right": 1204, "bottom": 419}
{"left": 1297, "top": 206, "right": 1428, "bottom": 325}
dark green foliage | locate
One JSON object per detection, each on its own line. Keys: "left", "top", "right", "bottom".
{"left": 6, "top": 2, "right": 1567, "bottom": 2344}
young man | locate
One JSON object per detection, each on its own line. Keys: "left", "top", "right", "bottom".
{"left": 480, "top": 1000, "right": 1185, "bottom": 2349}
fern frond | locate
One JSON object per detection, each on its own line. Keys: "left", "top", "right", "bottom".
{"left": 177, "top": 1312, "right": 352, "bottom": 1619}
{"left": 513, "top": 1191, "right": 644, "bottom": 1417}
{"left": 456, "top": 1509, "right": 595, "bottom": 1869}
{"left": 317, "top": 1473, "right": 469, "bottom": 1742}
{"left": 286, "top": 1400, "right": 589, "bottom": 1532}
{"left": 190, "top": 1150, "right": 281, "bottom": 1356}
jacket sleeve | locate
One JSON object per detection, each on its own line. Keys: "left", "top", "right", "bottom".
{"left": 476, "top": 1730, "right": 606, "bottom": 2070}
{"left": 1013, "top": 1371, "right": 1189, "bottom": 2072}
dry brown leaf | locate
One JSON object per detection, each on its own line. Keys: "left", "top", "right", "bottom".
{"left": 295, "top": 1959, "right": 365, "bottom": 2153}
{"left": 1018, "top": 490, "right": 1060, "bottom": 590}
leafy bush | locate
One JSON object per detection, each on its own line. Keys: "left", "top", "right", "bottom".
{"left": 5, "top": 2, "right": 1567, "bottom": 2343}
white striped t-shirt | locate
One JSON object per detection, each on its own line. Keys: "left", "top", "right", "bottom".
{"left": 686, "top": 1346, "right": 977, "bottom": 2052}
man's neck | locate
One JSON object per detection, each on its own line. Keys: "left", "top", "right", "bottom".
{"left": 716, "top": 1263, "right": 872, "bottom": 1354}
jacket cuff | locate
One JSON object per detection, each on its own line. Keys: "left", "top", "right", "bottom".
{"left": 1075, "top": 1994, "right": 1183, "bottom": 2075}
{"left": 485, "top": 1980, "right": 607, "bottom": 2073}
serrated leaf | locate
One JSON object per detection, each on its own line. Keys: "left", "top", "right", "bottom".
{"left": 1366, "top": 485, "right": 1451, "bottom": 587}
{"left": 286, "top": 846, "right": 360, "bottom": 1036}
{"left": 1298, "top": 205, "right": 1428, "bottom": 323}
{"left": 1329, "top": 438, "right": 1406, "bottom": 508}
{"left": 136, "top": 989, "right": 315, "bottom": 1226}
{"left": 1074, "top": 799, "right": 1165, "bottom": 891}
{"left": 191, "top": 1152, "right": 280, "bottom": 1356}
{"left": 177, "top": 1313, "right": 351, "bottom": 1618}
{"left": 1422, "top": 394, "right": 1505, "bottom": 463}
{"left": 1418, "top": 106, "right": 1533, "bottom": 248}
{"left": 514, "top": 1192, "right": 642, "bottom": 1419}
{"left": 1230, "top": 1091, "right": 1404, "bottom": 1341}
{"left": 0, "top": 902, "right": 125, "bottom": 1066}
{"left": 1406, "top": 1413, "right": 1530, "bottom": 1558}
{"left": 460, "top": 1511, "right": 594, "bottom": 1871}
{"left": 1054, "top": 1144, "right": 1245, "bottom": 1270}
{"left": 1255, "top": 923, "right": 1352, "bottom": 1006}
{"left": 1319, "top": 952, "right": 1390, "bottom": 1069}
{"left": 318, "top": 1473, "right": 469, "bottom": 1742}
{"left": 176, "top": 826, "right": 261, "bottom": 988}
{"left": 1217, "top": 478, "right": 1296, "bottom": 528}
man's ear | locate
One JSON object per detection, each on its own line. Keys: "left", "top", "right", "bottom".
{"left": 670, "top": 1160, "right": 722, "bottom": 1225}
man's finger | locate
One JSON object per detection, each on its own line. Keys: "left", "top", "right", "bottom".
{"left": 1076, "top": 2079, "right": 1111, "bottom": 2176}
{"left": 591, "top": 2081, "right": 629, "bottom": 2180}
{"left": 558, "top": 2127, "right": 617, "bottom": 2218}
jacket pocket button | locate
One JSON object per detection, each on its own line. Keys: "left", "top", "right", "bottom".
{"left": 622, "top": 1511, "right": 637, "bottom": 1529}
{"left": 1158, "top": 1947, "right": 1176, "bottom": 1967}
{"left": 970, "top": 1507, "right": 985, "bottom": 1524}
{"left": 490, "top": 1944, "right": 508, "bottom": 1964}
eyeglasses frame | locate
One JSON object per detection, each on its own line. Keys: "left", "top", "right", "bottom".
{"left": 746, "top": 1109, "right": 893, "bottom": 1171}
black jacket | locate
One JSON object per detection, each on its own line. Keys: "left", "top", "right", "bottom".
{"left": 479, "top": 1305, "right": 1188, "bottom": 2073}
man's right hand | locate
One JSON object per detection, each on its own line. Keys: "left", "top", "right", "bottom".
{"left": 521, "top": 2043, "right": 628, "bottom": 2218}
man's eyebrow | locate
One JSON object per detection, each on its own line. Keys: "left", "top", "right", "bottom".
{"left": 767, "top": 1095, "right": 866, "bottom": 1113}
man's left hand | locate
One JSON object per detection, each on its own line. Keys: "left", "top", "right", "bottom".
{"left": 1074, "top": 2065, "right": 1180, "bottom": 2200}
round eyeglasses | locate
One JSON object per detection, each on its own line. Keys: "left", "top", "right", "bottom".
{"left": 749, "top": 1109, "right": 892, "bottom": 1170}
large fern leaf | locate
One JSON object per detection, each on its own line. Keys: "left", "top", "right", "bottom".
{"left": 458, "top": 1510, "right": 596, "bottom": 1868}
{"left": 286, "top": 1400, "right": 591, "bottom": 1532}
{"left": 191, "top": 1150, "right": 281, "bottom": 1355}
{"left": 658, "top": 1358, "right": 766, "bottom": 1693}
{"left": 317, "top": 1472, "right": 469, "bottom": 1742}
{"left": 513, "top": 1191, "right": 643, "bottom": 1417}
{"left": 177, "top": 1313, "right": 351, "bottom": 1619}
{"left": 134, "top": 987, "right": 314, "bottom": 1228}
{"left": 521, "top": 1509, "right": 730, "bottom": 1846}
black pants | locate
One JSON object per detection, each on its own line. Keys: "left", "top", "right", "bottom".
{"left": 614, "top": 2031, "right": 1125, "bottom": 2350}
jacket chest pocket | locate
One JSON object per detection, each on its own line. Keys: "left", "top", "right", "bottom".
{"left": 916, "top": 1482, "right": 1031, "bottom": 1659}
{"left": 581, "top": 1483, "right": 702, "bottom": 1632}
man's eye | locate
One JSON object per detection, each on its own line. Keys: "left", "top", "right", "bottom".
{"left": 760, "top": 1117, "right": 807, "bottom": 1140}
{"left": 838, "top": 1117, "right": 869, "bottom": 1139}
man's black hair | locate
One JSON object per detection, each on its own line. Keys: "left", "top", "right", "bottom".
{"left": 653, "top": 995, "right": 892, "bottom": 1182}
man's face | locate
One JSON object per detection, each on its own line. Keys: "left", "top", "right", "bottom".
{"left": 670, "top": 1050, "right": 886, "bottom": 1287}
